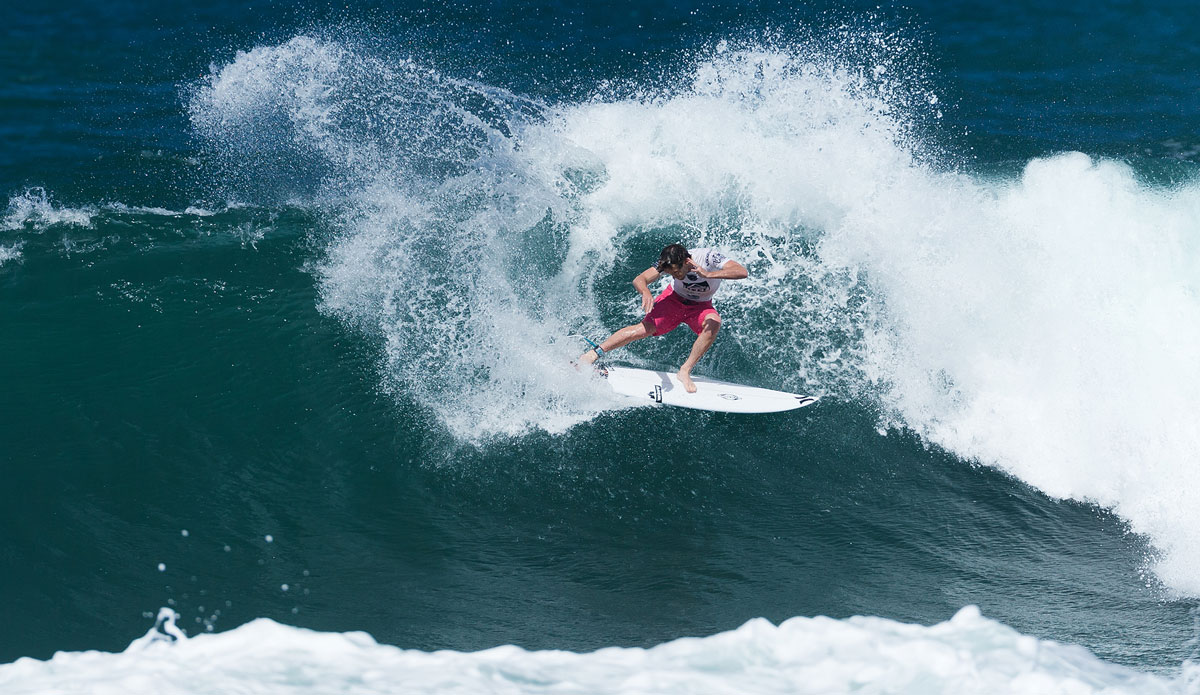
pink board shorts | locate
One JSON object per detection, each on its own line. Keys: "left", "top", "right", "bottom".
{"left": 643, "top": 285, "right": 720, "bottom": 336}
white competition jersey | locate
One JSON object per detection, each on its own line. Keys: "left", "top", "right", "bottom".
{"left": 670, "top": 247, "right": 732, "bottom": 302}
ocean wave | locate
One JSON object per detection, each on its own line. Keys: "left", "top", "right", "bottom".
{"left": 1, "top": 607, "right": 1192, "bottom": 694}
{"left": 187, "top": 33, "right": 1200, "bottom": 598}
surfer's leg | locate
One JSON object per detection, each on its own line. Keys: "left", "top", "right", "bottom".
{"left": 580, "top": 293, "right": 682, "bottom": 365}
{"left": 579, "top": 320, "right": 655, "bottom": 365}
{"left": 677, "top": 314, "right": 720, "bottom": 393}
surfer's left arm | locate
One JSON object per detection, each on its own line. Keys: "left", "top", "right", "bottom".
{"left": 688, "top": 258, "right": 748, "bottom": 280}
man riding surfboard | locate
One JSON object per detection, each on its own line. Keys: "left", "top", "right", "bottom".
{"left": 578, "top": 243, "right": 749, "bottom": 393}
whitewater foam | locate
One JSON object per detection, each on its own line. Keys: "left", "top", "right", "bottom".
{"left": 1, "top": 607, "right": 1193, "bottom": 694}
{"left": 825, "top": 152, "right": 1200, "bottom": 596}
{"left": 3, "top": 188, "right": 96, "bottom": 231}
{"left": 0, "top": 243, "right": 22, "bottom": 266}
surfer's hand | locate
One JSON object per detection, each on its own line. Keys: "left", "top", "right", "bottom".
{"left": 641, "top": 293, "right": 654, "bottom": 314}
{"left": 685, "top": 258, "right": 709, "bottom": 277}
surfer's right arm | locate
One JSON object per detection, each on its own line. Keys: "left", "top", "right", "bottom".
{"left": 633, "top": 266, "right": 661, "bottom": 314}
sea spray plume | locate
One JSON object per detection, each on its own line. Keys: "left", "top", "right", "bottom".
{"left": 190, "top": 35, "right": 619, "bottom": 440}
{"left": 187, "top": 32, "right": 944, "bottom": 441}
{"left": 187, "top": 35, "right": 545, "bottom": 204}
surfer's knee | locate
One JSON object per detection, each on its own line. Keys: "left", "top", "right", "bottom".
{"left": 701, "top": 315, "right": 721, "bottom": 334}
{"left": 610, "top": 321, "right": 653, "bottom": 347}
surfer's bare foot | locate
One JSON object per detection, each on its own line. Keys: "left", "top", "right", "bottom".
{"left": 578, "top": 349, "right": 598, "bottom": 366}
{"left": 677, "top": 369, "right": 697, "bottom": 393}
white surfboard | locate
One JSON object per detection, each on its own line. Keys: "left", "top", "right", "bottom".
{"left": 602, "top": 366, "right": 817, "bottom": 414}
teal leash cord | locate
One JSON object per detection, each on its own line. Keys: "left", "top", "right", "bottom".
{"left": 582, "top": 336, "right": 604, "bottom": 358}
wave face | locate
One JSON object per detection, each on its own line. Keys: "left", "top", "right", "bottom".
{"left": 188, "top": 34, "right": 1200, "bottom": 598}
{"left": 2, "top": 607, "right": 1193, "bottom": 695}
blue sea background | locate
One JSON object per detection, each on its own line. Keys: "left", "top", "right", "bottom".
{"left": 3, "top": 0, "right": 1200, "bottom": 689}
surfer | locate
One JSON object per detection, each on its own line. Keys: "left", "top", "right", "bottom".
{"left": 579, "top": 244, "right": 748, "bottom": 393}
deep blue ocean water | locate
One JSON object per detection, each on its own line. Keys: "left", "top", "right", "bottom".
{"left": 4, "top": 1, "right": 1200, "bottom": 691}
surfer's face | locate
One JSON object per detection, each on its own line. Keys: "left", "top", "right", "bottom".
{"left": 661, "top": 263, "right": 690, "bottom": 280}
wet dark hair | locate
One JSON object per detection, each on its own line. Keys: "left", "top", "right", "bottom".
{"left": 656, "top": 243, "right": 690, "bottom": 270}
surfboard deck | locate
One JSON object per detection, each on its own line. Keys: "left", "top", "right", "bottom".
{"left": 601, "top": 365, "right": 817, "bottom": 414}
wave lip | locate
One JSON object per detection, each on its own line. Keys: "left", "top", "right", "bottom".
{"left": 1, "top": 606, "right": 1192, "bottom": 694}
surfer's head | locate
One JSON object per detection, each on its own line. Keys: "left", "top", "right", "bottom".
{"left": 656, "top": 244, "right": 690, "bottom": 277}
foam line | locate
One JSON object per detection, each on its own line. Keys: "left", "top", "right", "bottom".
{"left": 1, "top": 606, "right": 1190, "bottom": 694}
